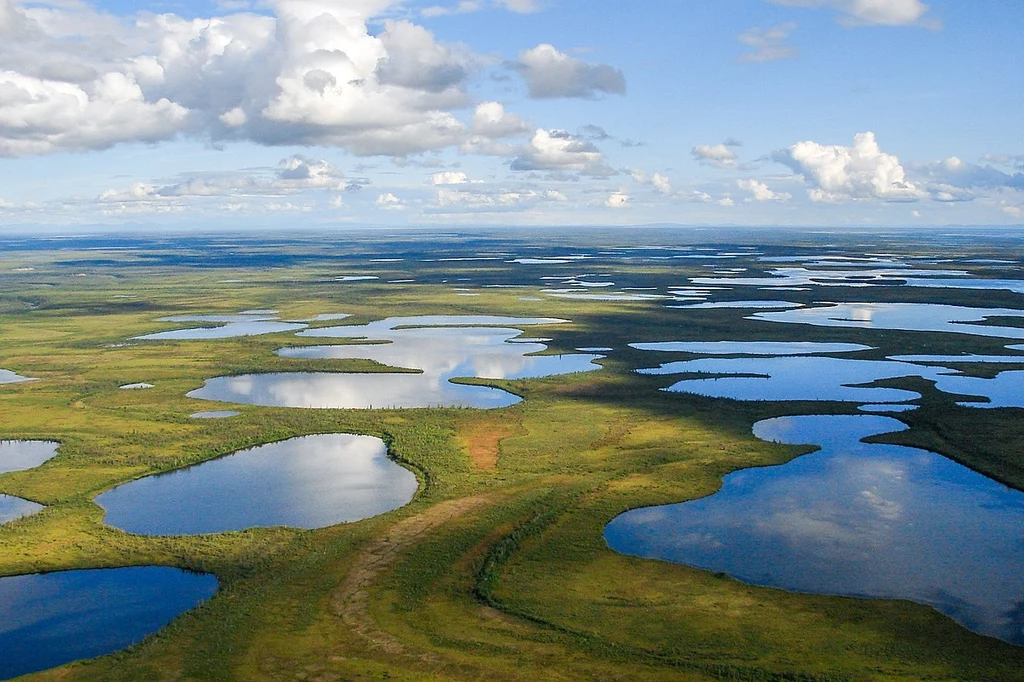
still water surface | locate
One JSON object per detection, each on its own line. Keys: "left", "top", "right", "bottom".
{"left": 638, "top": 356, "right": 936, "bottom": 403}
{"left": 0, "top": 440, "right": 59, "bottom": 474}
{"left": 605, "top": 415, "right": 1024, "bottom": 645}
{"left": 0, "top": 567, "right": 217, "bottom": 680}
{"left": 96, "top": 434, "right": 417, "bottom": 535}
{"left": 135, "top": 313, "right": 307, "bottom": 340}
{"left": 190, "top": 316, "right": 600, "bottom": 409}
{"left": 0, "top": 495, "right": 43, "bottom": 524}
{"left": 753, "top": 303, "right": 1024, "bottom": 339}
{"left": 0, "top": 370, "right": 33, "bottom": 384}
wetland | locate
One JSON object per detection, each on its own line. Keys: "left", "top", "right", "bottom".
{"left": 2, "top": 227, "right": 1024, "bottom": 681}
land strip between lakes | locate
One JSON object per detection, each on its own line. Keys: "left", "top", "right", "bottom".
{"left": 331, "top": 493, "right": 496, "bottom": 661}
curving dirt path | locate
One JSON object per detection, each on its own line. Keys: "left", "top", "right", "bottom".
{"left": 331, "top": 494, "right": 495, "bottom": 661}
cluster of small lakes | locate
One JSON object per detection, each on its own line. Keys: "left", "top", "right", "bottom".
{"left": 4, "top": 246, "right": 1024, "bottom": 677}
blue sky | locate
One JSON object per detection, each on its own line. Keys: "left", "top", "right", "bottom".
{"left": 0, "top": 0, "right": 1021, "bottom": 230}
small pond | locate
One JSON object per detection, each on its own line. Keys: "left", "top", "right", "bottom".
{"left": 605, "top": 414, "right": 1024, "bottom": 645}
{"left": 0, "top": 370, "right": 34, "bottom": 385}
{"left": 0, "top": 440, "right": 59, "bottom": 474}
{"left": 189, "top": 316, "right": 601, "bottom": 410}
{"left": 189, "top": 410, "right": 240, "bottom": 419}
{"left": 96, "top": 434, "right": 417, "bottom": 535}
{"left": 0, "top": 495, "right": 44, "bottom": 524}
{"left": 0, "top": 566, "right": 217, "bottom": 680}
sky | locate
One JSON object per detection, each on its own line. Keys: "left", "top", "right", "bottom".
{"left": 0, "top": 0, "right": 1022, "bottom": 231}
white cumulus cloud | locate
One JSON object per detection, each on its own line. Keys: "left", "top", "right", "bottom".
{"left": 912, "top": 156, "right": 1024, "bottom": 201}
{"left": 738, "top": 179, "right": 791, "bottom": 202}
{"left": 470, "top": 101, "right": 530, "bottom": 138}
{"left": 773, "top": 132, "right": 925, "bottom": 202}
{"left": 693, "top": 141, "right": 742, "bottom": 168}
{"left": 432, "top": 171, "right": 470, "bottom": 185}
{"left": 376, "top": 192, "right": 404, "bottom": 209}
{"left": 770, "top": 0, "right": 932, "bottom": 27}
{"left": 629, "top": 168, "right": 673, "bottom": 194}
{"left": 512, "top": 44, "right": 625, "bottom": 99}
{"left": 606, "top": 190, "right": 629, "bottom": 208}
{"left": 511, "top": 128, "right": 614, "bottom": 176}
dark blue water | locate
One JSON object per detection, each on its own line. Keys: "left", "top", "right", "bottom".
{"left": 753, "top": 302, "right": 1024, "bottom": 339}
{"left": 638, "top": 356, "right": 933, "bottom": 403}
{"left": 605, "top": 414, "right": 1024, "bottom": 645}
{"left": 0, "top": 567, "right": 217, "bottom": 680}
{"left": 96, "top": 434, "right": 417, "bottom": 535}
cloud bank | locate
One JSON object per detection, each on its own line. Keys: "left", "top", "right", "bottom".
{"left": 0, "top": 0, "right": 541, "bottom": 157}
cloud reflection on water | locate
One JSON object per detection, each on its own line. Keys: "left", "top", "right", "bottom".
{"left": 606, "top": 415, "right": 1024, "bottom": 645}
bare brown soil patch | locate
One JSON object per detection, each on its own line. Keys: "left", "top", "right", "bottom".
{"left": 457, "top": 416, "right": 521, "bottom": 469}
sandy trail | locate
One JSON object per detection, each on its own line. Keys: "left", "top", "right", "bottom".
{"left": 331, "top": 494, "right": 494, "bottom": 660}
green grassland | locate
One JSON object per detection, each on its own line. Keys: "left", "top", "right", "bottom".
{"left": 2, "top": 230, "right": 1024, "bottom": 681}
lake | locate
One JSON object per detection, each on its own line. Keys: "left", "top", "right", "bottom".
{"left": 96, "top": 434, "right": 418, "bottom": 535}
{"left": 189, "top": 316, "right": 601, "bottom": 409}
{"left": 605, "top": 414, "right": 1024, "bottom": 645}
{"left": 135, "top": 312, "right": 308, "bottom": 340}
{"left": 0, "top": 566, "right": 217, "bottom": 680}
{"left": 752, "top": 303, "right": 1024, "bottom": 340}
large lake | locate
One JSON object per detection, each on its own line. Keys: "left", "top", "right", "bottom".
{"left": 605, "top": 414, "right": 1024, "bottom": 645}
{"left": 0, "top": 567, "right": 217, "bottom": 680}
{"left": 634, "top": 341, "right": 1024, "bottom": 408}
{"left": 96, "top": 434, "right": 417, "bottom": 535}
{"left": 188, "top": 315, "right": 601, "bottom": 409}
{"left": 752, "top": 303, "right": 1024, "bottom": 339}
